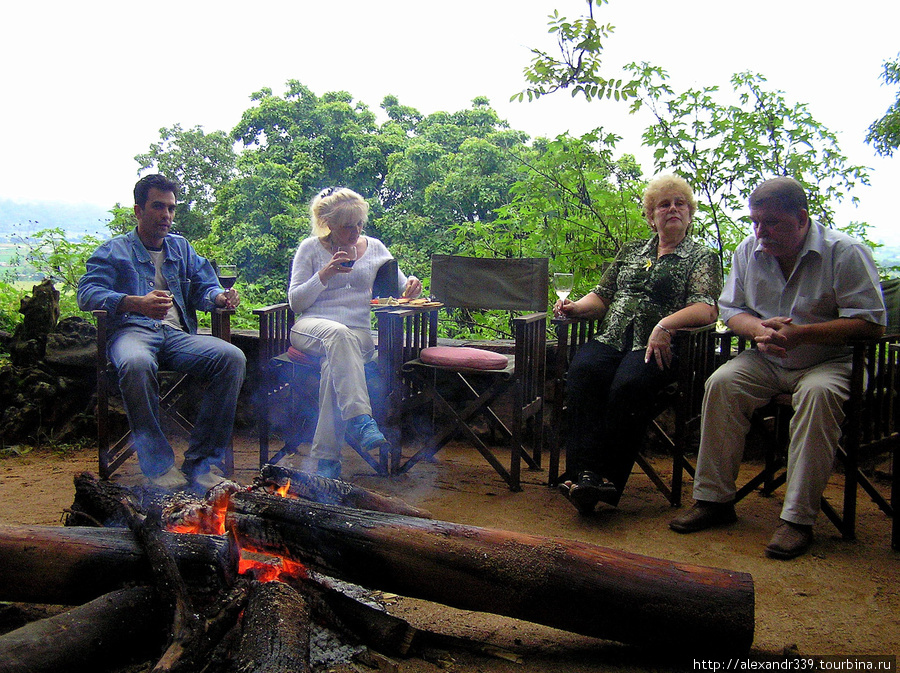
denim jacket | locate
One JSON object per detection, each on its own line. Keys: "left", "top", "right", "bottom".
{"left": 77, "top": 228, "right": 222, "bottom": 337}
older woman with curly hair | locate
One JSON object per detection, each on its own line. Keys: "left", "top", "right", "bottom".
{"left": 288, "top": 187, "right": 422, "bottom": 479}
{"left": 556, "top": 175, "right": 722, "bottom": 515}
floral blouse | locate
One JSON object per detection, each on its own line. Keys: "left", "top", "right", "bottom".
{"left": 591, "top": 235, "right": 722, "bottom": 351}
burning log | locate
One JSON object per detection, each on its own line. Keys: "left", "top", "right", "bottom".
{"left": 0, "top": 524, "right": 235, "bottom": 605}
{"left": 235, "top": 580, "right": 312, "bottom": 673}
{"left": 227, "top": 491, "right": 755, "bottom": 655}
{"left": 116, "top": 482, "right": 250, "bottom": 673}
{"left": 258, "top": 464, "right": 432, "bottom": 518}
{"left": 0, "top": 586, "right": 165, "bottom": 673}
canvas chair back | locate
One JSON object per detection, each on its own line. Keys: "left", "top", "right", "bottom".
{"left": 430, "top": 255, "right": 549, "bottom": 312}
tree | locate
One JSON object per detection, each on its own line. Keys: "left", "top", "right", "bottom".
{"left": 135, "top": 124, "right": 237, "bottom": 239}
{"left": 459, "top": 130, "right": 644, "bottom": 297}
{"left": 627, "top": 64, "right": 872, "bottom": 264}
{"left": 513, "top": 0, "right": 637, "bottom": 103}
{"left": 866, "top": 53, "right": 900, "bottom": 157}
{"left": 517, "top": 6, "right": 874, "bottom": 273}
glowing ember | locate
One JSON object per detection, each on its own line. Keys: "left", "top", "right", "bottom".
{"left": 163, "top": 482, "right": 308, "bottom": 584}
{"left": 239, "top": 550, "right": 308, "bottom": 582}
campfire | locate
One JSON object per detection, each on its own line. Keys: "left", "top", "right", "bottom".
{"left": 0, "top": 465, "right": 755, "bottom": 671}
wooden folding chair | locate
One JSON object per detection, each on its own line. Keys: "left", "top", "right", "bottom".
{"left": 548, "top": 317, "right": 716, "bottom": 505}
{"left": 386, "top": 255, "right": 549, "bottom": 491}
{"left": 715, "top": 330, "right": 900, "bottom": 542}
{"left": 93, "top": 308, "right": 235, "bottom": 479}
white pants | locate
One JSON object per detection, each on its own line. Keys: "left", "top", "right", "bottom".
{"left": 693, "top": 349, "right": 851, "bottom": 526}
{"left": 290, "top": 317, "right": 375, "bottom": 461}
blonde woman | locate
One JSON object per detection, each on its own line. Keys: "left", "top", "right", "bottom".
{"left": 555, "top": 175, "right": 721, "bottom": 514}
{"left": 288, "top": 187, "right": 422, "bottom": 479}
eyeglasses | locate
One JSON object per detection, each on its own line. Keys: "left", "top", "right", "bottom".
{"left": 655, "top": 198, "right": 689, "bottom": 211}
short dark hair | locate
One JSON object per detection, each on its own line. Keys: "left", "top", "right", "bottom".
{"left": 134, "top": 174, "right": 179, "bottom": 208}
{"left": 749, "top": 177, "right": 808, "bottom": 216}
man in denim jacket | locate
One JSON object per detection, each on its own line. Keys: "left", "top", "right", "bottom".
{"left": 78, "top": 174, "right": 246, "bottom": 491}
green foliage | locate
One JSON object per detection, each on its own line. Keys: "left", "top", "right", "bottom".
{"left": 866, "top": 53, "right": 900, "bottom": 157}
{"left": 514, "top": 0, "right": 638, "bottom": 104}
{"left": 106, "top": 204, "right": 136, "bottom": 237}
{"left": 470, "top": 131, "right": 644, "bottom": 278}
{"left": 625, "top": 64, "right": 872, "bottom": 264}
{"left": 0, "top": 281, "right": 23, "bottom": 332}
{"left": 10, "top": 228, "right": 102, "bottom": 294}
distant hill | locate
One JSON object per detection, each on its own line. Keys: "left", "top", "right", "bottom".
{"left": 0, "top": 199, "right": 113, "bottom": 241}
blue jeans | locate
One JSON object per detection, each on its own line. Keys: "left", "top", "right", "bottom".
{"left": 108, "top": 324, "right": 246, "bottom": 480}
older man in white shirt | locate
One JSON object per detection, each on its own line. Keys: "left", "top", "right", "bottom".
{"left": 669, "top": 177, "right": 885, "bottom": 559}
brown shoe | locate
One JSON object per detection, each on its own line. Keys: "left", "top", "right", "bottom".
{"left": 765, "top": 520, "right": 813, "bottom": 560}
{"left": 669, "top": 500, "right": 737, "bottom": 534}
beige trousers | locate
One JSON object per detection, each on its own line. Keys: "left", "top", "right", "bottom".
{"left": 692, "top": 349, "right": 851, "bottom": 526}
{"left": 290, "top": 317, "right": 376, "bottom": 461}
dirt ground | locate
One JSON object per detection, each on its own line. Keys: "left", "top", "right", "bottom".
{"left": 1, "top": 432, "right": 898, "bottom": 672}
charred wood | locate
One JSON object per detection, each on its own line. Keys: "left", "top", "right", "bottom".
{"left": 117, "top": 495, "right": 249, "bottom": 673}
{"left": 0, "top": 524, "right": 235, "bottom": 605}
{"left": 235, "top": 580, "right": 311, "bottom": 673}
{"left": 227, "top": 490, "right": 755, "bottom": 655}
{"left": 0, "top": 586, "right": 165, "bottom": 673}
{"left": 296, "top": 575, "right": 416, "bottom": 658}
{"left": 257, "top": 464, "right": 432, "bottom": 518}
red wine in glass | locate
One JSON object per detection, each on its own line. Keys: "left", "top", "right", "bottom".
{"left": 218, "top": 265, "right": 237, "bottom": 289}
{"left": 336, "top": 246, "right": 357, "bottom": 268}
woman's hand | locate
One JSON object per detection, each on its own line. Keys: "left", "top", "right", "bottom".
{"left": 318, "top": 251, "right": 353, "bottom": 284}
{"left": 645, "top": 323, "right": 674, "bottom": 369}
{"left": 554, "top": 297, "right": 576, "bottom": 318}
{"left": 402, "top": 276, "right": 423, "bottom": 298}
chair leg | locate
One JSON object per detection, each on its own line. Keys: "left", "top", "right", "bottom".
{"left": 893, "top": 447, "right": 899, "bottom": 551}
{"left": 97, "top": 372, "right": 110, "bottom": 480}
{"left": 399, "top": 382, "right": 520, "bottom": 490}
{"left": 635, "top": 452, "right": 674, "bottom": 505}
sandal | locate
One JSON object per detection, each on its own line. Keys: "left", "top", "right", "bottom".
{"left": 563, "top": 471, "right": 600, "bottom": 514}
{"left": 560, "top": 471, "right": 619, "bottom": 514}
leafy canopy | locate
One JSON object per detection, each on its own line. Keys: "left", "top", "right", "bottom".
{"left": 866, "top": 53, "right": 900, "bottom": 157}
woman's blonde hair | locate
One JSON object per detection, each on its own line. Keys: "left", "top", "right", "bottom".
{"left": 642, "top": 174, "right": 698, "bottom": 230}
{"left": 309, "top": 187, "right": 369, "bottom": 238}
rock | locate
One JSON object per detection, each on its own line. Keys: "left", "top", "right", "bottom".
{"left": 10, "top": 280, "right": 60, "bottom": 367}
{"left": 45, "top": 317, "right": 97, "bottom": 370}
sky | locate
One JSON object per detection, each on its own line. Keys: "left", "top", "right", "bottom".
{"left": 2, "top": 0, "right": 899, "bottom": 241}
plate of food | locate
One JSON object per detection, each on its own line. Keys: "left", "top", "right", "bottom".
{"left": 370, "top": 297, "right": 443, "bottom": 310}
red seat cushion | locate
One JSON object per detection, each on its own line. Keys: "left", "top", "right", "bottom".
{"left": 286, "top": 347, "right": 322, "bottom": 367}
{"left": 420, "top": 346, "right": 509, "bottom": 370}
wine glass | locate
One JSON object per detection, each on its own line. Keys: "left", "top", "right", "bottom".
{"left": 553, "top": 273, "right": 574, "bottom": 317}
{"left": 217, "top": 264, "right": 237, "bottom": 289}
{"left": 335, "top": 246, "right": 357, "bottom": 269}
{"left": 335, "top": 245, "right": 357, "bottom": 288}
{"left": 553, "top": 273, "right": 574, "bottom": 301}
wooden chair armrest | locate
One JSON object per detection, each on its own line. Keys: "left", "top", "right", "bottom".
{"left": 513, "top": 311, "right": 548, "bottom": 325}
{"left": 551, "top": 315, "right": 595, "bottom": 327}
{"left": 252, "top": 303, "right": 291, "bottom": 317}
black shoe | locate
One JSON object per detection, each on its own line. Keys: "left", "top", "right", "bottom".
{"left": 564, "top": 471, "right": 618, "bottom": 515}
{"left": 669, "top": 500, "right": 737, "bottom": 533}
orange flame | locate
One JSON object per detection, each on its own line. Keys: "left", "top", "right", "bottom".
{"left": 163, "top": 484, "right": 309, "bottom": 583}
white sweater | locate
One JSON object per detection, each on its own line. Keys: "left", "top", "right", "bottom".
{"left": 288, "top": 236, "right": 409, "bottom": 329}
